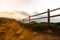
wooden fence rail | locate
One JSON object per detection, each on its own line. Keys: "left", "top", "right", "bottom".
{"left": 22, "top": 14, "right": 60, "bottom": 21}
{"left": 21, "top": 7, "right": 60, "bottom": 28}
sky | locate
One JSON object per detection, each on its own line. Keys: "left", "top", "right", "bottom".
{"left": 0, "top": 12, "right": 27, "bottom": 20}
{"left": 0, "top": 0, "right": 60, "bottom": 22}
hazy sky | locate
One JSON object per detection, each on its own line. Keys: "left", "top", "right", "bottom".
{"left": 0, "top": 0, "right": 60, "bottom": 14}
{"left": 0, "top": 0, "right": 60, "bottom": 22}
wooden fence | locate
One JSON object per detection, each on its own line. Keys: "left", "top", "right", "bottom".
{"left": 21, "top": 7, "right": 60, "bottom": 27}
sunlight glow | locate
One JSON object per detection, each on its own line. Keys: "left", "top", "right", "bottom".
{"left": 0, "top": 12, "right": 27, "bottom": 20}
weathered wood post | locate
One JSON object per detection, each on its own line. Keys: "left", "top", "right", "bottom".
{"left": 48, "top": 9, "right": 50, "bottom": 29}
{"left": 23, "top": 19, "right": 24, "bottom": 23}
{"left": 29, "top": 16, "right": 30, "bottom": 24}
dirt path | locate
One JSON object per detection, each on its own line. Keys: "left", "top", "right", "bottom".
{"left": 18, "top": 27, "right": 60, "bottom": 40}
{"left": 32, "top": 33, "right": 60, "bottom": 40}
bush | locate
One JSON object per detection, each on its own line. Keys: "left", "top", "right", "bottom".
{"left": 23, "top": 23, "right": 29, "bottom": 28}
{"left": 32, "top": 23, "right": 48, "bottom": 31}
{"left": 50, "top": 23, "right": 57, "bottom": 29}
{"left": 30, "top": 21, "right": 37, "bottom": 26}
{"left": 22, "top": 21, "right": 57, "bottom": 32}
{"left": 31, "top": 22, "right": 56, "bottom": 31}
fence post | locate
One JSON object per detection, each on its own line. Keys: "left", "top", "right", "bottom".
{"left": 23, "top": 19, "right": 24, "bottom": 23}
{"left": 48, "top": 9, "right": 50, "bottom": 29}
{"left": 29, "top": 16, "right": 30, "bottom": 24}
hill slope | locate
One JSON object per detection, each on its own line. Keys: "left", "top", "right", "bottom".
{"left": 0, "top": 18, "right": 38, "bottom": 40}
{"left": 0, "top": 18, "right": 21, "bottom": 40}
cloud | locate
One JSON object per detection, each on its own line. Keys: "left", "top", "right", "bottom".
{"left": 0, "top": 11, "right": 27, "bottom": 20}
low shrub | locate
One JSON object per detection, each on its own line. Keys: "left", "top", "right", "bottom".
{"left": 31, "top": 22, "right": 57, "bottom": 31}
{"left": 22, "top": 21, "right": 57, "bottom": 32}
{"left": 23, "top": 23, "right": 29, "bottom": 28}
{"left": 32, "top": 23, "right": 48, "bottom": 31}
{"left": 50, "top": 23, "right": 57, "bottom": 29}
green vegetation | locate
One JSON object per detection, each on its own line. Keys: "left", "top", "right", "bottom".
{"left": 22, "top": 21, "right": 57, "bottom": 32}
{"left": 23, "top": 23, "right": 29, "bottom": 28}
